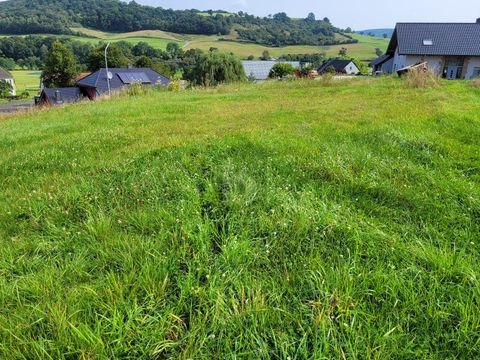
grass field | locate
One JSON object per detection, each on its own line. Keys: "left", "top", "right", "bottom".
{"left": 1, "top": 78, "right": 478, "bottom": 358}
{"left": 71, "top": 28, "right": 390, "bottom": 59}
{"left": 11, "top": 70, "right": 41, "bottom": 93}
{"left": 1, "top": 29, "right": 388, "bottom": 59}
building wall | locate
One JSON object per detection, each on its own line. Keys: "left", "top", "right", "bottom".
{"left": 392, "top": 50, "right": 443, "bottom": 75}
{"left": 2, "top": 78, "right": 16, "bottom": 96}
{"left": 344, "top": 62, "right": 360, "bottom": 75}
{"left": 465, "top": 57, "right": 480, "bottom": 79}
{"left": 380, "top": 57, "right": 394, "bottom": 73}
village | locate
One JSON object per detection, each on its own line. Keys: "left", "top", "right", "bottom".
{"left": 1, "top": 19, "right": 480, "bottom": 111}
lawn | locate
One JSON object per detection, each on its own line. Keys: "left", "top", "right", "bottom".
{"left": 0, "top": 78, "right": 479, "bottom": 358}
{"left": 11, "top": 70, "right": 41, "bottom": 93}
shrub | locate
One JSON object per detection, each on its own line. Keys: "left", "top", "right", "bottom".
{"left": 269, "top": 63, "right": 294, "bottom": 79}
{"left": 318, "top": 73, "right": 334, "bottom": 86}
{"left": 471, "top": 77, "right": 480, "bottom": 88}
{"left": 168, "top": 80, "right": 181, "bottom": 92}
{"left": 404, "top": 67, "right": 440, "bottom": 88}
{"left": 127, "top": 83, "right": 148, "bottom": 96}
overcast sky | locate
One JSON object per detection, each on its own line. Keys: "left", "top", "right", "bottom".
{"left": 136, "top": 0, "right": 480, "bottom": 29}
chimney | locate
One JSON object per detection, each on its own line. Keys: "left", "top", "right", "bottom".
{"left": 477, "top": 18, "right": 480, "bottom": 24}
{"left": 55, "top": 90, "right": 62, "bottom": 104}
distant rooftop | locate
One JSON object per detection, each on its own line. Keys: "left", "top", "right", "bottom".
{"left": 242, "top": 61, "right": 301, "bottom": 81}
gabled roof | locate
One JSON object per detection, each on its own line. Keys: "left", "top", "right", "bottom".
{"left": 317, "top": 59, "right": 355, "bottom": 73}
{"left": 76, "top": 68, "right": 170, "bottom": 94}
{"left": 41, "top": 87, "right": 81, "bottom": 105}
{"left": 0, "top": 66, "right": 13, "bottom": 80}
{"left": 242, "top": 61, "right": 301, "bottom": 81}
{"left": 369, "top": 54, "right": 393, "bottom": 67}
{"left": 387, "top": 22, "right": 480, "bottom": 56}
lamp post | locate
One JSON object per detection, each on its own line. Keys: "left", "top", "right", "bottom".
{"left": 105, "top": 43, "right": 111, "bottom": 96}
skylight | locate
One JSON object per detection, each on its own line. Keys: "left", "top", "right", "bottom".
{"left": 423, "top": 39, "right": 433, "bottom": 46}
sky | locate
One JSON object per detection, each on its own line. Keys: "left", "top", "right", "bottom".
{"left": 136, "top": 0, "right": 480, "bottom": 30}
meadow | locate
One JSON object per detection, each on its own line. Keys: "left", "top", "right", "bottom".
{"left": 69, "top": 28, "right": 389, "bottom": 59}
{"left": 0, "top": 78, "right": 479, "bottom": 358}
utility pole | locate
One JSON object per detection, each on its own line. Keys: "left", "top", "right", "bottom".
{"left": 105, "top": 43, "right": 111, "bottom": 96}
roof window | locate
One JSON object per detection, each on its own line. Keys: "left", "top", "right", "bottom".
{"left": 423, "top": 39, "right": 433, "bottom": 46}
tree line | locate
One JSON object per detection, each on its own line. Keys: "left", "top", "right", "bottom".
{"left": 0, "top": 0, "right": 356, "bottom": 47}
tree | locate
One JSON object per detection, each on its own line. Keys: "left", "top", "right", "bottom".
{"left": 0, "top": 57, "right": 16, "bottom": 70}
{"left": 338, "top": 47, "right": 348, "bottom": 57}
{"left": 353, "top": 59, "right": 369, "bottom": 75}
{"left": 260, "top": 50, "right": 271, "bottom": 61}
{"left": 306, "top": 13, "right": 316, "bottom": 22}
{"left": 184, "top": 51, "right": 245, "bottom": 86}
{"left": 345, "top": 27, "right": 352, "bottom": 33}
{"left": 247, "top": 55, "right": 255, "bottom": 60}
{"left": 135, "top": 55, "right": 153, "bottom": 68}
{"left": 269, "top": 63, "right": 294, "bottom": 79}
{"left": 383, "top": 33, "right": 388, "bottom": 39}
{"left": 166, "top": 42, "right": 181, "bottom": 58}
{"left": 0, "top": 80, "right": 13, "bottom": 98}
{"left": 87, "top": 43, "right": 129, "bottom": 71}
{"left": 42, "top": 40, "right": 78, "bottom": 87}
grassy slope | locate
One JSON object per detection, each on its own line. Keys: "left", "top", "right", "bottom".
{"left": 69, "top": 28, "right": 388, "bottom": 59}
{"left": 2, "top": 27, "right": 388, "bottom": 59}
{"left": 1, "top": 79, "right": 479, "bottom": 358}
{"left": 11, "top": 70, "right": 41, "bottom": 93}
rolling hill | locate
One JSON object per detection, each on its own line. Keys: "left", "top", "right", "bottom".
{"left": 0, "top": 0, "right": 353, "bottom": 47}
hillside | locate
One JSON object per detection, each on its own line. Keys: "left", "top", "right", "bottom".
{"left": 0, "top": 0, "right": 353, "bottom": 47}
{"left": 1, "top": 79, "right": 479, "bottom": 358}
{"left": 357, "top": 28, "right": 394, "bottom": 38}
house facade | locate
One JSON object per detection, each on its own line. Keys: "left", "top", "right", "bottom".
{"left": 317, "top": 59, "right": 359, "bottom": 75}
{"left": 0, "top": 67, "right": 16, "bottom": 96}
{"left": 372, "top": 20, "right": 480, "bottom": 79}
{"left": 242, "top": 61, "right": 301, "bottom": 81}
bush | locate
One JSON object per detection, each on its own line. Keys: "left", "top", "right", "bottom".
{"left": 127, "top": 83, "right": 148, "bottom": 96}
{"left": 404, "top": 67, "right": 440, "bottom": 88}
{"left": 318, "top": 73, "right": 334, "bottom": 86}
{"left": 168, "top": 80, "right": 181, "bottom": 92}
{"left": 269, "top": 63, "right": 294, "bottom": 79}
{"left": 471, "top": 77, "right": 480, "bottom": 88}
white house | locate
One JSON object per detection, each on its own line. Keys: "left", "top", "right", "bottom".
{"left": 0, "top": 67, "right": 16, "bottom": 95}
{"left": 371, "top": 19, "right": 480, "bottom": 79}
{"left": 317, "top": 59, "right": 360, "bottom": 75}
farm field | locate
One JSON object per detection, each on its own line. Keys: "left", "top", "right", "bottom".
{"left": 11, "top": 70, "right": 41, "bottom": 93}
{"left": 1, "top": 29, "right": 389, "bottom": 59}
{"left": 0, "top": 78, "right": 478, "bottom": 358}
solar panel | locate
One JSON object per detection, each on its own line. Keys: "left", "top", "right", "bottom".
{"left": 117, "top": 72, "right": 151, "bottom": 84}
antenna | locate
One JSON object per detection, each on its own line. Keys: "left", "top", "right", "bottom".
{"left": 105, "top": 43, "right": 111, "bottom": 96}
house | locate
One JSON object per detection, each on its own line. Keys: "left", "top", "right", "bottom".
{"left": 76, "top": 68, "right": 170, "bottom": 99}
{"left": 317, "top": 59, "right": 360, "bottom": 75}
{"left": 369, "top": 54, "right": 394, "bottom": 74}
{"left": 0, "top": 67, "right": 16, "bottom": 96}
{"left": 370, "top": 19, "right": 480, "bottom": 79}
{"left": 242, "top": 61, "right": 301, "bottom": 81}
{"left": 37, "top": 87, "right": 82, "bottom": 106}
{"left": 37, "top": 67, "right": 170, "bottom": 106}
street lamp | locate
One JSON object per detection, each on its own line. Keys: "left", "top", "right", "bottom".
{"left": 105, "top": 43, "right": 111, "bottom": 96}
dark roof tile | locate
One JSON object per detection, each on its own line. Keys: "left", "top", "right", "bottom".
{"left": 388, "top": 22, "right": 480, "bottom": 56}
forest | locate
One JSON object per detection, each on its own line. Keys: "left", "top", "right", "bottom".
{"left": 0, "top": 0, "right": 357, "bottom": 47}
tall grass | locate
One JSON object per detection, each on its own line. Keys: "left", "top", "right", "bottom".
{"left": 0, "top": 78, "right": 479, "bottom": 358}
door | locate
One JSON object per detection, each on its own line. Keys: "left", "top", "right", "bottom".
{"left": 446, "top": 66, "right": 456, "bottom": 79}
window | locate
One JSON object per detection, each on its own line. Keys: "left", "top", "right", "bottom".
{"left": 423, "top": 39, "right": 433, "bottom": 46}
{"left": 473, "top": 67, "right": 480, "bottom": 78}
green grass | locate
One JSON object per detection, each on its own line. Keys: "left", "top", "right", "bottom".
{"left": 1, "top": 29, "right": 388, "bottom": 59}
{"left": 10, "top": 70, "right": 41, "bottom": 93}
{"left": 0, "top": 78, "right": 479, "bottom": 358}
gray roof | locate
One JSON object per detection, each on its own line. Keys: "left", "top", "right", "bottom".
{"left": 369, "top": 54, "right": 393, "bottom": 67}
{"left": 242, "top": 61, "right": 301, "bottom": 81}
{"left": 41, "top": 87, "right": 82, "bottom": 105}
{"left": 388, "top": 22, "right": 480, "bottom": 56}
{"left": 76, "top": 68, "right": 170, "bottom": 95}
{"left": 0, "top": 67, "right": 13, "bottom": 80}
{"left": 318, "top": 59, "right": 355, "bottom": 73}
